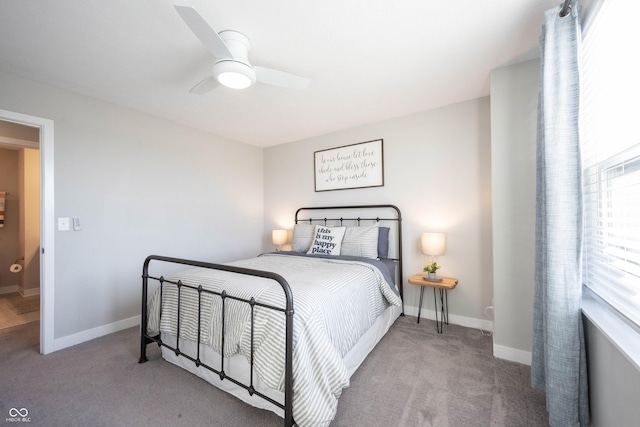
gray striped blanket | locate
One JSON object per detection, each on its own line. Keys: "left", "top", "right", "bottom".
{"left": 147, "top": 253, "right": 401, "bottom": 427}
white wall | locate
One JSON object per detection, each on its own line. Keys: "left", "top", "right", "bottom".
{"left": 585, "top": 319, "right": 640, "bottom": 426}
{"left": 489, "top": 58, "right": 539, "bottom": 364}
{"left": 19, "top": 148, "right": 40, "bottom": 296}
{"left": 0, "top": 148, "right": 20, "bottom": 291}
{"left": 264, "top": 98, "right": 494, "bottom": 328}
{"left": 0, "top": 71, "right": 264, "bottom": 342}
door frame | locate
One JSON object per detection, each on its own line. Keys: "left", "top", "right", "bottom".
{"left": 0, "top": 109, "right": 55, "bottom": 354}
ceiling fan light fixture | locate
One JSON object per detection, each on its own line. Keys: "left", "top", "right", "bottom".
{"left": 213, "top": 61, "right": 256, "bottom": 89}
{"left": 218, "top": 71, "right": 252, "bottom": 89}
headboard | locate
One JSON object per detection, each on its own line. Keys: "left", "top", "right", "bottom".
{"left": 294, "top": 204, "right": 404, "bottom": 312}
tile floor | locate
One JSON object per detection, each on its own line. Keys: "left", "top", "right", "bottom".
{"left": 0, "top": 292, "right": 39, "bottom": 330}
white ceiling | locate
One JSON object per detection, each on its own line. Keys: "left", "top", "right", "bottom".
{"left": 0, "top": 0, "right": 558, "bottom": 147}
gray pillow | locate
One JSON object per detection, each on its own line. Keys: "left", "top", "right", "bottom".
{"left": 291, "top": 224, "right": 315, "bottom": 252}
{"left": 378, "top": 227, "right": 390, "bottom": 259}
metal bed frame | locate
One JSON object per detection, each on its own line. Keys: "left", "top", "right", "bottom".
{"left": 138, "top": 204, "right": 403, "bottom": 427}
{"left": 294, "top": 204, "right": 404, "bottom": 312}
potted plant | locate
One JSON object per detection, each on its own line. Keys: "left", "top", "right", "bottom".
{"left": 423, "top": 261, "right": 441, "bottom": 280}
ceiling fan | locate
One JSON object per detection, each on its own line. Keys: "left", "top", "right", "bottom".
{"left": 175, "top": 6, "right": 310, "bottom": 92}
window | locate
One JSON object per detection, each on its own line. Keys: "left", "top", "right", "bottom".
{"left": 581, "top": 0, "right": 640, "bottom": 327}
{"left": 583, "top": 146, "right": 640, "bottom": 326}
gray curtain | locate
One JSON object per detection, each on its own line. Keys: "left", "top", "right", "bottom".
{"left": 532, "top": 2, "right": 589, "bottom": 427}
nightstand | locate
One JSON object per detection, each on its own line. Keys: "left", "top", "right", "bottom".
{"left": 408, "top": 274, "right": 458, "bottom": 333}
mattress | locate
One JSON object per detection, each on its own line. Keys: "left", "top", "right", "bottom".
{"left": 147, "top": 253, "right": 402, "bottom": 427}
{"left": 160, "top": 303, "right": 401, "bottom": 417}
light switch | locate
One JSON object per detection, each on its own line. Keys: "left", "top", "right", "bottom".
{"left": 73, "top": 218, "right": 81, "bottom": 231}
{"left": 58, "top": 217, "right": 70, "bottom": 231}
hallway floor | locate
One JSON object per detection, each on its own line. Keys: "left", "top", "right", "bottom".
{"left": 0, "top": 292, "right": 39, "bottom": 330}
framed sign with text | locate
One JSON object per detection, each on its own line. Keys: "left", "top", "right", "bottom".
{"left": 314, "top": 139, "right": 384, "bottom": 192}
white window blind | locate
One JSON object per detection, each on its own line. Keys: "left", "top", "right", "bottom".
{"left": 581, "top": 0, "right": 640, "bottom": 327}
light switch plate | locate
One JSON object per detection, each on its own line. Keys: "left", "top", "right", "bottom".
{"left": 73, "top": 218, "right": 81, "bottom": 231}
{"left": 58, "top": 217, "right": 70, "bottom": 231}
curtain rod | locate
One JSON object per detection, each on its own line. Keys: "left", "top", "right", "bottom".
{"left": 560, "top": 0, "right": 572, "bottom": 17}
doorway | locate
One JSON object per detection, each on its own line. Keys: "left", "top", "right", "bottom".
{"left": 0, "top": 134, "right": 40, "bottom": 330}
{"left": 0, "top": 109, "right": 54, "bottom": 354}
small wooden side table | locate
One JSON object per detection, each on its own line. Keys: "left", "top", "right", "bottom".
{"left": 408, "top": 274, "right": 458, "bottom": 333}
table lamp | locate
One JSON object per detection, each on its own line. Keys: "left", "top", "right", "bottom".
{"left": 421, "top": 232, "right": 445, "bottom": 281}
{"left": 272, "top": 229, "right": 287, "bottom": 251}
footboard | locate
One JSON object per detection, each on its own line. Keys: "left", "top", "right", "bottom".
{"left": 138, "top": 255, "right": 295, "bottom": 427}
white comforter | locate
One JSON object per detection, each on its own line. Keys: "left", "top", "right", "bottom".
{"left": 147, "top": 253, "right": 401, "bottom": 427}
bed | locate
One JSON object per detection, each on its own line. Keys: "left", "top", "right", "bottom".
{"left": 139, "top": 205, "right": 404, "bottom": 427}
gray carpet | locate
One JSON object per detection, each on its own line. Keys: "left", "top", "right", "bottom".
{"left": 0, "top": 316, "right": 549, "bottom": 426}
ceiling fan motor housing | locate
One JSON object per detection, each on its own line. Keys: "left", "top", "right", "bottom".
{"left": 213, "top": 30, "right": 256, "bottom": 88}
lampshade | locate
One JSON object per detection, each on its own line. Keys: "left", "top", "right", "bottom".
{"left": 272, "top": 229, "right": 288, "bottom": 246}
{"left": 421, "top": 233, "right": 445, "bottom": 256}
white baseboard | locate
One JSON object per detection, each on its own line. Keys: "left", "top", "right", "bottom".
{"left": 0, "top": 285, "right": 19, "bottom": 295}
{"left": 404, "top": 304, "right": 532, "bottom": 366}
{"left": 20, "top": 287, "right": 40, "bottom": 297}
{"left": 49, "top": 309, "right": 528, "bottom": 367}
{"left": 493, "top": 344, "right": 532, "bottom": 365}
{"left": 0, "top": 286, "right": 40, "bottom": 296}
{"left": 403, "top": 304, "right": 494, "bottom": 332}
{"left": 53, "top": 315, "right": 141, "bottom": 352}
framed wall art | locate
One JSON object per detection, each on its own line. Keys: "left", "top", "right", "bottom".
{"left": 314, "top": 139, "right": 384, "bottom": 192}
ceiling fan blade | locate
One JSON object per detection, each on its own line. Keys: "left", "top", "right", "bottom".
{"left": 254, "top": 66, "right": 310, "bottom": 90}
{"left": 175, "top": 6, "right": 233, "bottom": 60}
{"left": 189, "top": 76, "right": 219, "bottom": 94}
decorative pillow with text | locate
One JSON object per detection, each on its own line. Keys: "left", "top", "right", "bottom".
{"left": 306, "top": 225, "right": 346, "bottom": 256}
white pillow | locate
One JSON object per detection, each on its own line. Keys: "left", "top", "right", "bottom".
{"left": 306, "top": 225, "right": 346, "bottom": 256}
{"left": 341, "top": 224, "right": 379, "bottom": 259}
{"left": 292, "top": 224, "right": 315, "bottom": 252}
